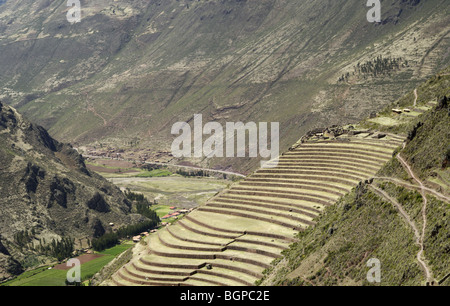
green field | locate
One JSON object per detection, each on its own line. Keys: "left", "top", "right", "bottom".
{"left": 2, "top": 243, "right": 134, "bottom": 286}
{"left": 108, "top": 176, "right": 229, "bottom": 208}
{"left": 86, "top": 161, "right": 172, "bottom": 179}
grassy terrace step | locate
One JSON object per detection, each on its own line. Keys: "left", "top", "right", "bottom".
{"left": 279, "top": 151, "right": 389, "bottom": 164}
{"left": 219, "top": 193, "right": 326, "bottom": 212}
{"left": 169, "top": 208, "right": 293, "bottom": 250}
{"left": 240, "top": 177, "right": 351, "bottom": 193}
{"left": 160, "top": 230, "right": 283, "bottom": 264}
{"left": 295, "top": 143, "right": 397, "bottom": 153}
{"left": 164, "top": 223, "right": 233, "bottom": 246}
{"left": 237, "top": 181, "right": 346, "bottom": 197}
{"left": 182, "top": 278, "right": 220, "bottom": 286}
{"left": 206, "top": 259, "right": 265, "bottom": 278}
{"left": 203, "top": 202, "right": 316, "bottom": 227}
{"left": 197, "top": 206, "right": 305, "bottom": 231}
{"left": 166, "top": 225, "right": 231, "bottom": 246}
{"left": 146, "top": 233, "right": 217, "bottom": 259}
{"left": 132, "top": 261, "right": 194, "bottom": 277}
{"left": 186, "top": 211, "right": 297, "bottom": 241}
{"left": 177, "top": 219, "right": 239, "bottom": 240}
{"left": 305, "top": 137, "right": 404, "bottom": 144}
{"left": 223, "top": 189, "right": 332, "bottom": 207}
{"left": 158, "top": 230, "right": 226, "bottom": 253}
{"left": 116, "top": 268, "right": 181, "bottom": 286}
{"left": 130, "top": 260, "right": 258, "bottom": 287}
{"left": 125, "top": 263, "right": 188, "bottom": 282}
{"left": 216, "top": 249, "right": 275, "bottom": 269}
{"left": 146, "top": 216, "right": 292, "bottom": 263}
{"left": 249, "top": 173, "right": 360, "bottom": 186}
{"left": 225, "top": 240, "right": 284, "bottom": 259}
{"left": 211, "top": 198, "right": 319, "bottom": 219}
{"left": 139, "top": 254, "right": 206, "bottom": 270}
{"left": 254, "top": 169, "right": 367, "bottom": 182}
{"left": 266, "top": 158, "right": 382, "bottom": 170}
{"left": 268, "top": 163, "right": 378, "bottom": 175}
{"left": 261, "top": 164, "right": 377, "bottom": 177}
{"left": 228, "top": 185, "right": 339, "bottom": 202}
{"left": 193, "top": 266, "right": 257, "bottom": 286}
{"left": 186, "top": 275, "right": 241, "bottom": 286}
{"left": 279, "top": 152, "right": 385, "bottom": 167}
{"left": 295, "top": 141, "right": 399, "bottom": 149}
{"left": 288, "top": 148, "right": 392, "bottom": 159}
{"left": 138, "top": 254, "right": 266, "bottom": 280}
{"left": 183, "top": 214, "right": 244, "bottom": 235}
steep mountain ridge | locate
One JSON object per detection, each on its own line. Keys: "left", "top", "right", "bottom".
{"left": 0, "top": 101, "right": 145, "bottom": 281}
{"left": 0, "top": 0, "right": 449, "bottom": 173}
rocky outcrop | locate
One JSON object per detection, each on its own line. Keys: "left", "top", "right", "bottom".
{"left": 0, "top": 102, "right": 144, "bottom": 278}
{"left": 0, "top": 253, "right": 23, "bottom": 282}
{"left": 0, "top": 238, "right": 23, "bottom": 281}
{"left": 87, "top": 193, "right": 111, "bottom": 213}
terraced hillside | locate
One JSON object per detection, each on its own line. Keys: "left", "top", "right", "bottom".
{"left": 109, "top": 130, "right": 404, "bottom": 286}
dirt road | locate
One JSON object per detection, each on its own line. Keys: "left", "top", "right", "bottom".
{"left": 396, "top": 153, "right": 433, "bottom": 283}
{"left": 82, "top": 155, "right": 246, "bottom": 178}
{"left": 413, "top": 88, "right": 418, "bottom": 107}
{"left": 373, "top": 176, "right": 450, "bottom": 203}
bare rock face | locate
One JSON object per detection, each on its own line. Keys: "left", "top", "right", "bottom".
{"left": 0, "top": 102, "right": 143, "bottom": 279}
{"left": 0, "top": 238, "right": 23, "bottom": 281}
{"left": 0, "top": 253, "right": 23, "bottom": 282}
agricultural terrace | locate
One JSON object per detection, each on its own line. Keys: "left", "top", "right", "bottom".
{"left": 111, "top": 131, "right": 404, "bottom": 286}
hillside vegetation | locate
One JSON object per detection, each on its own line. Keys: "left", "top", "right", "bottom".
{"left": 0, "top": 102, "right": 148, "bottom": 281}
{"left": 260, "top": 68, "right": 450, "bottom": 286}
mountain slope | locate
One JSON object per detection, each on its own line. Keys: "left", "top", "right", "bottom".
{"left": 0, "top": 0, "right": 449, "bottom": 173}
{"left": 260, "top": 67, "right": 449, "bottom": 286}
{"left": 0, "top": 101, "right": 145, "bottom": 281}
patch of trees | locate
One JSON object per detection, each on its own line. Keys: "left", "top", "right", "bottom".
{"left": 14, "top": 230, "right": 74, "bottom": 262}
{"left": 339, "top": 56, "right": 408, "bottom": 82}
{"left": 136, "top": 202, "right": 159, "bottom": 220}
{"left": 124, "top": 190, "right": 146, "bottom": 202}
{"left": 13, "top": 230, "right": 34, "bottom": 249}
{"left": 176, "top": 169, "right": 210, "bottom": 177}
{"left": 39, "top": 237, "right": 74, "bottom": 262}
{"left": 124, "top": 190, "right": 160, "bottom": 219}
{"left": 141, "top": 164, "right": 164, "bottom": 171}
{"left": 91, "top": 220, "right": 157, "bottom": 252}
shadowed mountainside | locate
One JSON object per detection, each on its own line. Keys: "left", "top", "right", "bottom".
{"left": 0, "top": 101, "right": 146, "bottom": 281}
{"left": 0, "top": 0, "right": 449, "bottom": 173}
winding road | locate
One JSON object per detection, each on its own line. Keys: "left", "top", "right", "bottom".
{"left": 81, "top": 154, "right": 246, "bottom": 178}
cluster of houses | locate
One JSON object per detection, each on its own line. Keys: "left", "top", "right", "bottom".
{"left": 161, "top": 207, "right": 193, "bottom": 220}
{"left": 392, "top": 108, "right": 411, "bottom": 114}
{"left": 132, "top": 231, "right": 150, "bottom": 243}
